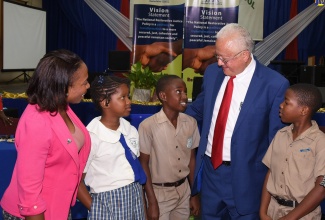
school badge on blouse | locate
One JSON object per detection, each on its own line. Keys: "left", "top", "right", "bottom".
{"left": 187, "top": 137, "right": 193, "bottom": 148}
{"left": 129, "top": 138, "right": 138, "bottom": 149}
{"left": 129, "top": 137, "right": 139, "bottom": 157}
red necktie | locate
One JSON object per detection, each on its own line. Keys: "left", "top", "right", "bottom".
{"left": 211, "top": 76, "right": 236, "bottom": 169}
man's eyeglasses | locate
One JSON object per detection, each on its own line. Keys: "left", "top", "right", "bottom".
{"left": 215, "top": 50, "right": 247, "bottom": 65}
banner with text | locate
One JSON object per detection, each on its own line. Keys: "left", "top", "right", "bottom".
{"left": 133, "top": 0, "right": 184, "bottom": 75}
{"left": 183, "top": 0, "right": 238, "bottom": 74}
{"left": 182, "top": 0, "right": 238, "bottom": 99}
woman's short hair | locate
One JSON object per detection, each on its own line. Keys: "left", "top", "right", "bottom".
{"left": 26, "top": 49, "right": 83, "bottom": 113}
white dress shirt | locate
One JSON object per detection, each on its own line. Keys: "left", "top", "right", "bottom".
{"left": 206, "top": 55, "right": 256, "bottom": 161}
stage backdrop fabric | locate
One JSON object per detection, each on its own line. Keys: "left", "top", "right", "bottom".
{"left": 43, "top": 0, "right": 325, "bottom": 77}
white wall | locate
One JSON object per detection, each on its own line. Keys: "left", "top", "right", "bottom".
{"left": 0, "top": 0, "right": 42, "bottom": 83}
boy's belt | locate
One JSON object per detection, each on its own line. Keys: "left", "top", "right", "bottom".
{"left": 153, "top": 177, "right": 186, "bottom": 187}
{"left": 273, "top": 196, "right": 299, "bottom": 208}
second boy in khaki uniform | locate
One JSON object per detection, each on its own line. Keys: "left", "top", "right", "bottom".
{"left": 139, "top": 75, "right": 200, "bottom": 220}
{"left": 260, "top": 83, "right": 325, "bottom": 220}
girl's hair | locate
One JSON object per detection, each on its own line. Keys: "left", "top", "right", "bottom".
{"left": 26, "top": 49, "right": 83, "bottom": 114}
{"left": 90, "top": 75, "right": 130, "bottom": 112}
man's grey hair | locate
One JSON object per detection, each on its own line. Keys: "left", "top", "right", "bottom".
{"left": 216, "top": 23, "right": 255, "bottom": 53}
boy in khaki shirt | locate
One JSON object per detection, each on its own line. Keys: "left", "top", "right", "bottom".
{"left": 260, "top": 83, "right": 325, "bottom": 220}
{"left": 139, "top": 75, "right": 200, "bottom": 220}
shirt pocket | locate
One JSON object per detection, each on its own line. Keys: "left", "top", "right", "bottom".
{"left": 291, "top": 150, "right": 315, "bottom": 180}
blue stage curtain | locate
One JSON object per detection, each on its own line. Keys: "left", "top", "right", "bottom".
{"left": 42, "top": 0, "right": 120, "bottom": 73}
{"left": 264, "top": 0, "right": 325, "bottom": 64}
{"left": 298, "top": 1, "right": 325, "bottom": 64}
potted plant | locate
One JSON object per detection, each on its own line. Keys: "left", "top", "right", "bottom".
{"left": 124, "top": 61, "right": 164, "bottom": 102}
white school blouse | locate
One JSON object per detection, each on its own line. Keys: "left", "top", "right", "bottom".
{"left": 84, "top": 117, "right": 139, "bottom": 193}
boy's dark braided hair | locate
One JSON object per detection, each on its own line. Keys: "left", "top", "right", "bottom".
{"left": 90, "top": 75, "right": 130, "bottom": 112}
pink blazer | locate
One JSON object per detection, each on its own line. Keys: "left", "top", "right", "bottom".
{"left": 0, "top": 104, "right": 91, "bottom": 219}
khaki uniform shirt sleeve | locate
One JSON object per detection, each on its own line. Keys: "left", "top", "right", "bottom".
{"left": 191, "top": 119, "right": 200, "bottom": 150}
{"left": 138, "top": 117, "right": 153, "bottom": 155}
{"left": 262, "top": 131, "right": 279, "bottom": 168}
{"left": 313, "top": 130, "right": 325, "bottom": 178}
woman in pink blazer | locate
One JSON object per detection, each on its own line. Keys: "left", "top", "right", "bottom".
{"left": 0, "top": 49, "right": 91, "bottom": 220}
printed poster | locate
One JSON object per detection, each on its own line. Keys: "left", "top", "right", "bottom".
{"left": 132, "top": 0, "right": 185, "bottom": 76}
{"left": 183, "top": 0, "right": 239, "bottom": 99}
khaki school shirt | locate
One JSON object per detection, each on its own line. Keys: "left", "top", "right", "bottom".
{"left": 139, "top": 109, "right": 200, "bottom": 183}
{"left": 263, "top": 121, "right": 325, "bottom": 203}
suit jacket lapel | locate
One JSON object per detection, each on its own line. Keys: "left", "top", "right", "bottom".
{"left": 234, "top": 62, "right": 263, "bottom": 133}
{"left": 48, "top": 107, "right": 80, "bottom": 166}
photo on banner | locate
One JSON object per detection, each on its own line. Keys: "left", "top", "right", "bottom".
{"left": 182, "top": 0, "right": 238, "bottom": 99}
{"left": 132, "top": 0, "right": 184, "bottom": 76}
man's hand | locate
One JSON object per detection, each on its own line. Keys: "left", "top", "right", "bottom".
{"left": 190, "top": 194, "right": 200, "bottom": 216}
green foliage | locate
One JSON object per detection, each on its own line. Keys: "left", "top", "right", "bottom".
{"left": 124, "top": 61, "right": 165, "bottom": 90}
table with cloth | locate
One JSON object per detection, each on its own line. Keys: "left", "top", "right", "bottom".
{"left": 2, "top": 97, "right": 161, "bottom": 125}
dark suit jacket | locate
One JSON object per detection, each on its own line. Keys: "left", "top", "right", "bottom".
{"left": 186, "top": 59, "right": 290, "bottom": 215}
